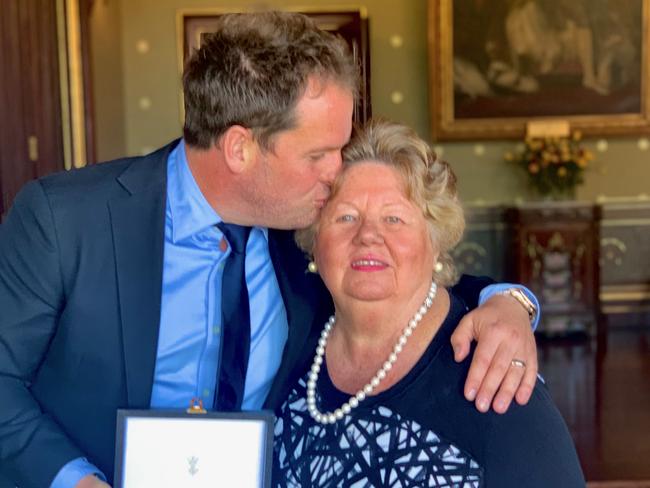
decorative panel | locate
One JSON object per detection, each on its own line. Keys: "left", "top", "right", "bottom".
{"left": 599, "top": 199, "right": 650, "bottom": 316}
{"left": 457, "top": 205, "right": 512, "bottom": 282}
{"left": 507, "top": 202, "right": 601, "bottom": 336}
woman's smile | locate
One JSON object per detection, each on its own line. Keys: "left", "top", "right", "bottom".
{"left": 350, "top": 255, "right": 389, "bottom": 271}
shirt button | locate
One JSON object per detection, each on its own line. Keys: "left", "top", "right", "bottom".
{"left": 213, "top": 325, "right": 221, "bottom": 334}
{"left": 219, "top": 237, "right": 228, "bottom": 252}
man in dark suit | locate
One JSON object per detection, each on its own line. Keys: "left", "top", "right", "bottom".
{"left": 0, "top": 12, "right": 538, "bottom": 488}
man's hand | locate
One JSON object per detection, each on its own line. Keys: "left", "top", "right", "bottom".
{"left": 451, "top": 294, "right": 538, "bottom": 414}
{"left": 75, "top": 475, "right": 111, "bottom": 488}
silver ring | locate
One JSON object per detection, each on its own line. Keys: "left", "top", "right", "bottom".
{"left": 511, "top": 359, "right": 526, "bottom": 369}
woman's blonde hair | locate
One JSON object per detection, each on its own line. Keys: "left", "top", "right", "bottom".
{"left": 296, "top": 119, "right": 465, "bottom": 286}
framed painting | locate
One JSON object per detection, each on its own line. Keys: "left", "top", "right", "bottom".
{"left": 428, "top": 0, "right": 650, "bottom": 140}
{"left": 176, "top": 7, "right": 371, "bottom": 123}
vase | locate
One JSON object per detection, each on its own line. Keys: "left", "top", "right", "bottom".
{"left": 548, "top": 186, "right": 577, "bottom": 201}
{"left": 532, "top": 185, "right": 577, "bottom": 202}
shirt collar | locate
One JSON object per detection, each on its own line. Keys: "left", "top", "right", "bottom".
{"left": 167, "top": 140, "right": 269, "bottom": 243}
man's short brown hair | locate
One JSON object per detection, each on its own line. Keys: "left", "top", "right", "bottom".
{"left": 182, "top": 11, "right": 358, "bottom": 150}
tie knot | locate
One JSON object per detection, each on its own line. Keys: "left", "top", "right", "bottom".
{"left": 217, "top": 222, "right": 251, "bottom": 254}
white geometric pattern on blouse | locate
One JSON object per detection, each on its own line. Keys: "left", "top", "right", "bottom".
{"left": 274, "top": 376, "right": 482, "bottom": 487}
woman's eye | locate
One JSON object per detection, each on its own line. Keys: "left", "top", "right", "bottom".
{"left": 386, "top": 216, "right": 403, "bottom": 224}
{"left": 336, "top": 214, "right": 356, "bottom": 223}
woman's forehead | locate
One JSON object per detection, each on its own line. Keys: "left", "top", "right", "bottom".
{"left": 335, "top": 161, "right": 408, "bottom": 194}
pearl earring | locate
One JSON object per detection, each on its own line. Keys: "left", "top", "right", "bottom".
{"left": 307, "top": 261, "right": 318, "bottom": 273}
{"left": 434, "top": 261, "right": 443, "bottom": 273}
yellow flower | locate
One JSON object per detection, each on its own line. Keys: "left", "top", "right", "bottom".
{"left": 528, "top": 162, "right": 540, "bottom": 174}
{"left": 577, "top": 158, "right": 588, "bottom": 168}
{"left": 572, "top": 130, "right": 582, "bottom": 141}
{"left": 557, "top": 166, "right": 568, "bottom": 177}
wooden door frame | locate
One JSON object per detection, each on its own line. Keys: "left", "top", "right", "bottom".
{"left": 57, "top": 0, "right": 96, "bottom": 168}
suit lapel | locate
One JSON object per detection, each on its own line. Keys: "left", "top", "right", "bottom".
{"left": 264, "top": 229, "right": 333, "bottom": 409}
{"left": 108, "top": 142, "right": 178, "bottom": 407}
{"left": 107, "top": 143, "right": 331, "bottom": 409}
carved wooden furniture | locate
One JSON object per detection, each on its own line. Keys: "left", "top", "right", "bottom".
{"left": 506, "top": 202, "right": 601, "bottom": 336}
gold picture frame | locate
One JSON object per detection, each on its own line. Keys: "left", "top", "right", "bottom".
{"left": 428, "top": 0, "right": 650, "bottom": 140}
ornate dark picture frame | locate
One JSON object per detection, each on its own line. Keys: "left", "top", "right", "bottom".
{"left": 428, "top": 0, "right": 650, "bottom": 140}
{"left": 177, "top": 7, "right": 371, "bottom": 123}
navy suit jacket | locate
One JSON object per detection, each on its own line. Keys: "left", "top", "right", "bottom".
{"left": 0, "top": 141, "right": 490, "bottom": 487}
{"left": 0, "top": 141, "right": 334, "bottom": 487}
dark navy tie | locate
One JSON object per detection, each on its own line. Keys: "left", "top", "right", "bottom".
{"left": 215, "top": 222, "right": 252, "bottom": 411}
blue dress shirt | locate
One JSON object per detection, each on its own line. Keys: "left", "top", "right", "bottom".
{"left": 149, "top": 141, "right": 288, "bottom": 411}
{"left": 50, "top": 141, "right": 539, "bottom": 487}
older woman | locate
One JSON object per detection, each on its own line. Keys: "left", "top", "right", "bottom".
{"left": 272, "top": 120, "right": 584, "bottom": 487}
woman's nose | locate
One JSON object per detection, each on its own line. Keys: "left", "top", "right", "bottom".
{"left": 354, "top": 219, "right": 383, "bottom": 245}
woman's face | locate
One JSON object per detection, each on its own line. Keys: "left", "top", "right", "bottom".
{"left": 314, "top": 161, "right": 437, "bottom": 306}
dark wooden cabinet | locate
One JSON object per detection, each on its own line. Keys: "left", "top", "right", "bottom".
{"left": 506, "top": 202, "right": 601, "bottom": 336}
{"left": 462, "top": 200, "right": 650, "bottom": 334}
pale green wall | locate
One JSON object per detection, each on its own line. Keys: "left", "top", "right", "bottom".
{"left": 93, "top": 0, "right": 650, "bottom": 202}
{"left": 90, "top": 0, "right": 126, "bottom": 161}
{"left": 117, "top": 0, "right": 431, "bottom": 152}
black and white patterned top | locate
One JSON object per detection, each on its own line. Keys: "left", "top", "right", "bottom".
{"left": 273, "top": 294, "right": 585, "bottom": 487}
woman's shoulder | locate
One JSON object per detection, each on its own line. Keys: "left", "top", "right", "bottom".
{"left": 473, "top": 380, "right": 585, "bottom": 486}
{"left": 387, "top": 292, "right": 585, "bottom": 486}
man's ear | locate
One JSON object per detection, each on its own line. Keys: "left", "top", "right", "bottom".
{"left": 221, "top": 125, "right": 256, "bottom": 174}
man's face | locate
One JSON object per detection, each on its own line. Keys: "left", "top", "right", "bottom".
{"left": 242, "top": 79, "right": 354, "bottom": 230}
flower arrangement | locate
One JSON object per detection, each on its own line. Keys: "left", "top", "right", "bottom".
{"left": 505, "top": 131, "right": 594, "bottom": 199}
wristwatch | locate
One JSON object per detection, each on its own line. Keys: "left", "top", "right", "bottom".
{"left": 497, "top": 287, "right": 537, "bottom": 324}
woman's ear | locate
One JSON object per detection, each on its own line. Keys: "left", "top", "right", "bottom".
{"left": 221, "top": 125, "right": 256, "bottom": 174}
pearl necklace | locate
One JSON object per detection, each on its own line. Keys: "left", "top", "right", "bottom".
{"left": 306, "top": 281, "right": 438, "bottom": 425}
